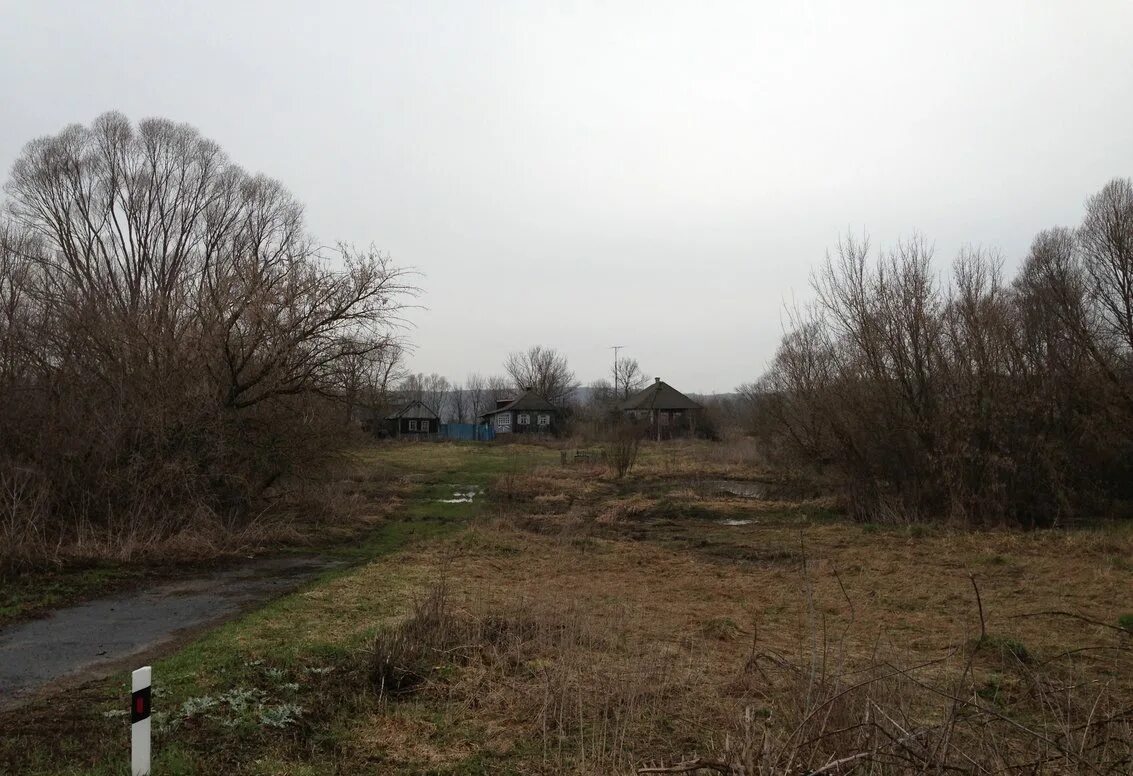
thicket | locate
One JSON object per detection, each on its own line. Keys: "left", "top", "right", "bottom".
{"left": 753, "top": 179, "right": 1133, "bottom": 526}
{"left": 0, "top": 113, "right": 412, "bottom": 570}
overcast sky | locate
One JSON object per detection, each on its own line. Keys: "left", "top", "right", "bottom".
{"left": 3, "top": 1, "right": 1132, "bottom": 392}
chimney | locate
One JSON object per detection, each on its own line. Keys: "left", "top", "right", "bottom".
{"left": 654, "top": 377, "right": 661, "bottom": 384}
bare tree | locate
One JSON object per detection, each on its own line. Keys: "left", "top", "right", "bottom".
{"left": 1080, "top": 178, "right": 1133, "bottom": 358}
{"left": 612, "top": 357, "right": 648, "bottom": 399}
{"left": 0, "top": 112, "right": 415, "bottom": 567}
{"left": 589, "top": 378, "right": 616, "bottom": 408}
{"left": 398, "top": 373, "right": 451, "bottom": 419}
{"left": 504, "top": 345, "right": 578, "bottom": 405}
{"left": 464, "top": 373, "right": 490, "bottom": 420}
{"left": 485, "top": 373, "right": 514, "bottom": 414}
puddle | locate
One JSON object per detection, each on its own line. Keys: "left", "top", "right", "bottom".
{"left": 704, "top": 480, "right": 768, "bottom": 499}
{"left": 438, "top": 485, "right": 481, "bottom": 504}
{"left": 720, "top": 519, "right": 755, "bottom": 526}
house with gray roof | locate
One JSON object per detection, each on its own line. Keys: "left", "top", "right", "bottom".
{"left": 480, "top": 387, "right": 560, "bottom": 435}
{"left": 620, "top": 378, "right": 702, "bottom": 439}
{"left": 385, "top": 399, "right": 441, "bottom": 438}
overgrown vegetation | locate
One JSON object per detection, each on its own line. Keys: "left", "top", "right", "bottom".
{"left": 605, "top": 421, "right": 644, "bottom": 479}
{"left": 751, "top": 178, "right": 1133, "bottom": 527}
{"left": 1, "top": 441, "right": 1130, "bottom": 774}
{"left": 0, "top": 113, "right": 414, "bottom": 573}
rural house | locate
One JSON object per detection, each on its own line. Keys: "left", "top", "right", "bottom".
{"left": 620, "top": 377, "right": 702, "bottom": 439}
{"left": 385, "top": 399, "right": 441, "bottom": 438}
{"left": 480, "top": 388, "right": 560, "bottom": 435}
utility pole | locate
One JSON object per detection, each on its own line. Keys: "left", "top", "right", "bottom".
{"left": 608, "top": 345, "right": 625, "bottom": 399}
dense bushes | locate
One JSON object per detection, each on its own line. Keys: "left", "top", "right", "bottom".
{"left": 0, "top": 113, "right": 412, "bottom": 569}
{"left": 753, "top": 179, "right": 1133, "bottom": 526}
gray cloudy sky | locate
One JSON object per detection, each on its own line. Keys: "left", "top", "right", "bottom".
{"left": 3, "top": 1, "right": 1132, "bottom": 392}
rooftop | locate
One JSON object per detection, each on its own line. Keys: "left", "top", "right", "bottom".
{"left": 620, "top": 378, "right": 702, "bottom": 411}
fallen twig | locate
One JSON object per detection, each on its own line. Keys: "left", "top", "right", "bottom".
{"left": 1009, "top": 610, "right": 1131, "bottom": 635}
{"left": 637, "top": 757, "right": 735, "bottom": 774}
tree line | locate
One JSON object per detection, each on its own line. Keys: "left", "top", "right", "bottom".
{"left": 751, "top": 178, "right": 1133, "bottom": 527}
{"left": 374, "top": 346, "right": 659, "bottom": 426}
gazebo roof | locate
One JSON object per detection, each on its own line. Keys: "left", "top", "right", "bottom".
{"left": 620, "top": 379, "right": 702, "bottom": 411}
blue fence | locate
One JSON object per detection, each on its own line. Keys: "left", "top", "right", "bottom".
{"left": 439, "top": 423, "right": 496, "bottom": 442}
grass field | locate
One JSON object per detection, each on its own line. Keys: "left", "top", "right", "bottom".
{"left": 2, "top": 440, "right": 1130, "bottom": 774}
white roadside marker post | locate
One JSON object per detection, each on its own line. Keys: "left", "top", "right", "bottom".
{"left": 130, "top": 666, "right": 152, "bottom": 776}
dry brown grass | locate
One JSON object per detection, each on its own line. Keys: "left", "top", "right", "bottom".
{"left": 343, "top": 452, "right": 1133, "bottom": 774}
{"left": 0, "top": 452, "right": 405, "bottom": 576}
{"left": 633, "top": 438, "right": 767, "bottom": 480}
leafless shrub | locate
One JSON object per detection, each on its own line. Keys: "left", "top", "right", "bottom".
{"left": 751, "top": 179, "right": 1133, "bottom": 526}
{"left": 682, "top": 640, "right": 1133, "bottom": 775}
{"left": 369, "top": 580, "right": 461, "bottom": 697}
{"left": 606, "top": 421, "right": 644, "bottom": 479}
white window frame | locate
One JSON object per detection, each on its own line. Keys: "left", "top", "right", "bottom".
{"left": 518, "top": 413, "right": 530, "bottom": 425}
{"left": 408, "top": 419, "right": 417, "bottom": 431}
{"left": 495, "top": 413, "right": 510, "bottom": 430}
{"left": 537, "top": 414, "right": 550, "bottom": 426}
{"left": 419, "top": 420, "right": 429, "bottom": 432}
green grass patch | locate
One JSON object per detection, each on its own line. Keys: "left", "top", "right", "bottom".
{"left": 976, "top": 634, "right": 1032, "bottom": 665}
{"left": 0, "top": 564, "right": 148, "bottom": 627}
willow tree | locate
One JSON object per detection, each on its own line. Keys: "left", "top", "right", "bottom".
{"left": 0, "top": 113, "right": 414, "bottom": 562}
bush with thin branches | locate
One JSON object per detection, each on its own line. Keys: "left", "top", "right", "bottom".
{"left": 751, "top": 179, "right": 1133, "bottom": 526}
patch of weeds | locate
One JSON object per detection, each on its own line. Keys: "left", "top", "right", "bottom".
{"left": 166, "top": 686, "right": 304, "bottom": 733}
{"left": 258, "top": 703, "right": 304, "bottom": 728}
{"left": 178, "top": 694, "right": 220, "bottom": 718}
{"left": 906, "top": 524, "right": 930, "bottom": 539}
{"left": 977, "top": 673, "right": 1004, "bottom": 703}
{"left": 977, "top": 635, "right": 1032, "bottom": 664}
{"left": 703, "top": 543, "right": 799, "bottom": 566}
{"left": 370, "top": 582, "right": 465, "bottom": 695}
{"left": 981, "top": 554, "right": 1009, "bottom": 566}
{"left": 701, "top": 616, "right": 744, "bottom": 641}
{"left": 1118, "top": 613, "right": 1133, "bottom": 633}
{"left": 862, "top": 523, "right": 880, "bottom": 534}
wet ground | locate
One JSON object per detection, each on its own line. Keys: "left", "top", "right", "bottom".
{"left": 702, "top": 479, "right": 769, "bottom": 498}
{"left": 0, "top": 555, "right": 340, "bottom": 710}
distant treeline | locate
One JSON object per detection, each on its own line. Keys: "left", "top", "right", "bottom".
{"left": 751, "top": 178, "right": 1133, "bottom": 526}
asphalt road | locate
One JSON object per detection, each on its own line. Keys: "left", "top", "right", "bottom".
{"left": 0, "top": 555, "right": 339, "bottom": 710}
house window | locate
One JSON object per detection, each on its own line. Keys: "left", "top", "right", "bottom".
{"left": 408, "top": 420, "right": 417, "bottom": 431}
{"left": 419, "top": 420, "right": 429, "bottom": 432}
{"left": 518, "top": 413, "right": 530, "bottom": 425}
{"left": 537, "top": 414, "right": 550, "bottom": 426}
{"left": 659, "top": 412, "right": 670, "bottom": 425}
{"left": 495, "top": 413, "right": 510, "bottom": 430}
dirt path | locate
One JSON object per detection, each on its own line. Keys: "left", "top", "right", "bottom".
{"left": 0, "top": 555, "right": 341, "bottom": 710}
